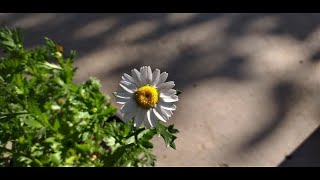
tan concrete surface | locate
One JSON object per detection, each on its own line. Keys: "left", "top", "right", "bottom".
{"left": 2, "top": 13, "right": 320, "bottom": 166}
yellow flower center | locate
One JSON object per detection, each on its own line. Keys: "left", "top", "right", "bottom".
{"left": 135, "top": 85, "right": 159, "bottom": 108}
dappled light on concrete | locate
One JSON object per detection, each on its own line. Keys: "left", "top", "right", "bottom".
{"left": 2, "top": 13, "right": 320, "bottom": 166}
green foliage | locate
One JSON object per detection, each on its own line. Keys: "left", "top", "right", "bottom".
{"left": 176, "top": 90, "right": 182, "bottom": 96}
{"left": 0, "top": 27, "right": 179, "bottom": 167}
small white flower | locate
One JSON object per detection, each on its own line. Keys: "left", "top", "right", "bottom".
{"left": 114, "top": 66, "right": 178, "bottom": 128}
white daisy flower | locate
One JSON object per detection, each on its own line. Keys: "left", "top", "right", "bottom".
{"left": 114, "top": 66, "right": 178, "bottom": 128}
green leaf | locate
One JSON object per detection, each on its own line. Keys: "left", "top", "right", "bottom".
{"left": 121, "top": 120, "right": 133, "bottom": 137}
{"left": 81, "top": 132, "right": 90, "bottom": 141}
{"left": 176, "top": 89, "right": 182, "bottom": 96}
{"left": 32, "top": 158, "right": 43, "bottom": 166}
{"left": 0, "top": 112, "right": 28, "bottom": 120}
{"left": 137, "top": 129, "right": 154, "bottom": 141}
{"left": 104, "top": 136, "right": 116, "bottom": 147}
{"left": 44, "top": 137, "right": 56, "bottom": 143}
{"left": 155, "top": 121, "right": 178, "bottom": 149}
{"left": 36, "top": 127, "right": 47, "bottom": 139}
{"left": 0, "top": 27, "right": 23, "bottom": 52}
{"left": 139, "top": 146, "right": 156, "bottom": 166}
{"left": 125, "top": 136, "right": 135, "bottom": 145}
{"left": 12, "top": 28, "right": 24, "bottom": 45}
{"left": 75, "top": 112, "right": 90, "bottom": 119}
{"left": 38, "top": 62, "right": 62, "bottom": 70}
{"left": 0, "top": 76, "right": 4, "bottom": 83}
{"left": 44, "top": 37, "right": 56, "bottom": 52}
{"left": 53, "top": 119, "right": 60, "bottom": 130}
{"left": 65, "top": 156, "right": 77, "bottom": 164}
{"left": 24, "top": 118, "right": 43, "bottom": 128}
{"left": 103, "top": 143, "right": 136, "bottom": 167}
{"left": 140, "top": 141, "right": 153, "bottom": 149}
{"left": 168, "top": 124, "right": 179, "bottom": 134}
{"left": 50, "top": 152, "right": 62, "bottom": 165}
{"left": 51, "top": 104, "right": 61, "bottom": 111}
{"left": 2, "top": 40, "right": 15, "bottom": 48}
{"left": 17, "top": 156, "right": 33, "bottom": 165}
{"left": 75, "top": 143, "right": 93, "bottom": 153}
{"left": 0, "top": 27, "right": 170, "bottom": 167}
{"left": 31, "top": 150, "right": 43, "bottom": 157}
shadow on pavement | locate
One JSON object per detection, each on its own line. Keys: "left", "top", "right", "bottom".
{"left": 2, "top": 13, "right": 320, "bottom": 166}
{"left": 279, "top": 126, "right": 320, "bottom": 167}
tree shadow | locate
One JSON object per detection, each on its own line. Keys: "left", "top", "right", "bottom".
{"left": 226, "top": 13, "right": 320, "bottom": 41}
{"left": 1, "top": 13, "right": 320, "bottom": 165}
{"left": 241, "top": 80, "right": 300, "bottom": 149}
{"left": 279, "top": 126, "right": 320, "bottom": 167}
{"left": 1, "top": 12, "right": 316, "bottom": 136}
{"left": 104, "top": 45, "right": 251, "bottom": 93}
{"left": 129, "top": 13, "right": 224, "bottom": 45}
{"left": 310, "top": 51, "right": 320, "bottom": 63}
{"left": 1, "top": 13, "right": 170, "bottom": 60}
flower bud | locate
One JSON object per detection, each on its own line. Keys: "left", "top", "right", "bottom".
{"left": 54, "top": 52, "right": 62, "bottom": 59}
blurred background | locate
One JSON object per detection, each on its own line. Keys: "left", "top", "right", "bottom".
{"left": 2, "top": 13, "right": 320, "bottom": 166}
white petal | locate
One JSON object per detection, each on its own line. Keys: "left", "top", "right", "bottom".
{"left": 134, "top": 108, "right": 146, "bottom": 127}
{"left": 160, "top": 95, "right": 179, "bottom": 102}
{"left": 116, "top": 88, "right": 130, "bottom": 94}
{"left": 162, "top": 108, "right": 173, "bottom": 117}
{"left": 115, "top": 92, "right": 132, "bottom": 99}
{"left": 158, "top": 81, "right": 175, "bottom": 91}
{"left": 120, "top": 80, "right": 137, "bottom": 89}
{"left": 156, "top": 104, "right": 170, "bottom": 120}
{"left": 147, "top": 109, "right": 157, "bottom": 128}
{"left": 123, "top": 73, "right": 134, "bottom": 82}
{"left": 120, "top": 100, "right": 137, "bottom": 113}
{"left": 131, "top": 69, "right": 142, "bottom": 87}
{"left": 156, "top": 72, "right": 168, "bottom": 87}
{"left": 160, "top": 89, "right": 176, "bottom": 98}
{"left": 140, "top": 66, "right": 148, "bottom": 85}
{"left": 122, "top": 73, "right": 139, "bottom": 87}
{"left": 116, "top": 97, "right": 130, "bottom": 104}
{"left": 119, "top": 83, "right": 135, "bottom": 94}
{"left": 144, "top": 120, "right": 151, "bottom": 129}
{"left": 151, "top": 68, "right": 160, "bottom": 86}
{"left": 146, "top": 66, "right": 152, "bottom": 84}
{"left": 153, "top": 106, "right": 168, "bottom": 122}
{"left": 123, "top": 112, "right": 136, "bottom": 122}
{"left": 158, "top": 101, "right": 177, "bottom": 111}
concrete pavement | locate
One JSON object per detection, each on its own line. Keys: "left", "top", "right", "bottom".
{"left": 2, "top": 13, "right": 320, "bottom": 166}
